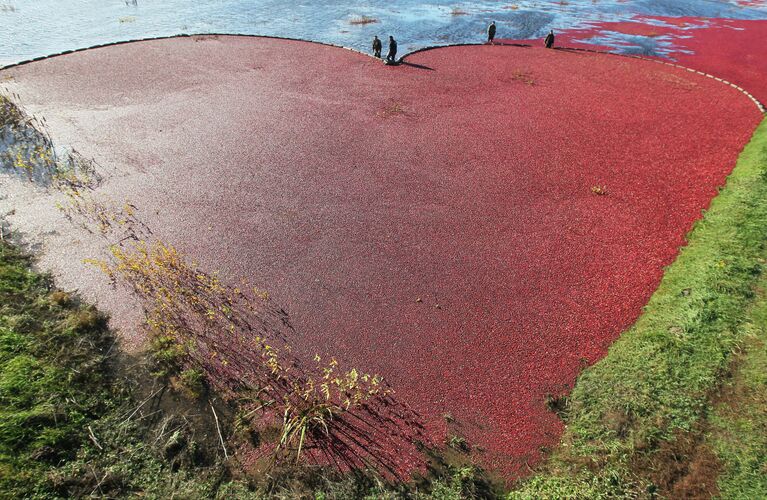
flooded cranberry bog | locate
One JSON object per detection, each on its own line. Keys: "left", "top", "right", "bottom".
{"left": 1, "top": 33, "right": 764, "bottom": 484}
{"left": 544, "top": 17, "right": 767, "bottom": 105}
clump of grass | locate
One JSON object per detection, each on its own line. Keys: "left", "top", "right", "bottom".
{"left": 149, "top": 332, "right": 186, "bottom": 377}
{"left": 118, "top": 16, "right": 136, "bottom": 23}
{"left": 591, "top": 185, "right": 608, "bottom": 195}
{"left": 277, "top": 401, "right": 334, "bottom": 463}
{"left": 447, "top": 434, "right": 470, "bottom": 453}
{"left": 429, "top": 466, "right": 491, "bottom": 498}
{"left": 450, "top": 7, "right": 469, "bottom": 16}
{"left": 348, "top": 15, "right": 378, "bottom": 25}
{"left": 1, "top": 91, "right": 23, "bottom": 126}
{"left": 48, "top": 290, "right": 72, "bottom": 307}
{"left": 0, "top": 3, "right": 16, "bottom": 13}
{"left": 176, "top": 368, "right": 206, "bottom": 398}
{"left": 544, "top": 393, "right": 570, "bottom": 419}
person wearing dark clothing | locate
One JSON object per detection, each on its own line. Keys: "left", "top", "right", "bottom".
{"left": 487, "top": 22, "right": 496, "bottom": 44}
{"left": 544, "top": 30, "right": 555, "bottom": 49}
{"left": 386, "top": 36, "right": 398, "bottom": 63}
{"left": 372, "top": 36, "right": 382, "bottom": 58}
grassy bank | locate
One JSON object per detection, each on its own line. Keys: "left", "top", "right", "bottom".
{"left": 0, "top": 240, "right": 112, "bottom": 495}
{"left": 708, "top": 277, "right": 767, "bottom": 498}
{"left": 0, "top": 239, "right": 486, "bottom": 499}
{"left": 0, "top": 241, "right": 232, "bottom": 497}
{"left": 510, "top": 118, "right": 767, "bottom": 498}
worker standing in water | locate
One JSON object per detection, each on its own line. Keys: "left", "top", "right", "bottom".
{"left": 372, "top": 35, "right": 382, "bottom": 58}
{"left": 545, "top": 29, "right": 555, "bottom": 48}
{"left": 386, "top": 35, "right": 398, "bottom": 64}
{"left": 487, "top": 21, "right": 497, "bottom": 44}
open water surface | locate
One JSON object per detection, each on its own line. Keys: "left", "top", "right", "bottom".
{"left": 1, "top": 0, "right": 767, "bottom": 66}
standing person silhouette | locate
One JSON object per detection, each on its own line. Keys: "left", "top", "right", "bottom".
{"left": 545, "top": 30, "right": 555, "bottom": 49}
{"left": 372, "top": 35, "right": 382, "bottom": 58}
{"left": 487, "top": 21, "right": 497, "bottom": 44}
{"left": 386, "top": 36, "right": 398, "bottom": 64}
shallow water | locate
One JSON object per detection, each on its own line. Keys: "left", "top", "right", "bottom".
{"left": 1, "top": 1, "right": 766, "bottom": 65}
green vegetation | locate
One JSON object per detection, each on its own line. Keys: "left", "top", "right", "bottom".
{"left": 510, "top": 118, "right": 767, "bottom": 498}
{"left": 0, "top": 241, "right": 109, "bottom": 495}
{"left": 0, "top": 241, "right": 227, "bottom": 497}
{"left": 446, "top": 435, "right": 470, "bottom": 453}
{"left": 708, "top": 280, "right": 767, "bottom": 499}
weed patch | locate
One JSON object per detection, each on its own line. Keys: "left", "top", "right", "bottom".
{"left": 88, "top": 240, "right": 421, "bottom": 476}
{"left": 1, "top": 92, "right": 100, "bottom": 189}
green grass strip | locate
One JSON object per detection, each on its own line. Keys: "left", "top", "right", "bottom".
{"left": 509, "top": 117, "right": 767, "bottom": 499}
{"left": 0, "top": 242, "right": 114, "bottom": 496}
{"left": 708, "top": 272, "right": 767, "bottom": 499}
